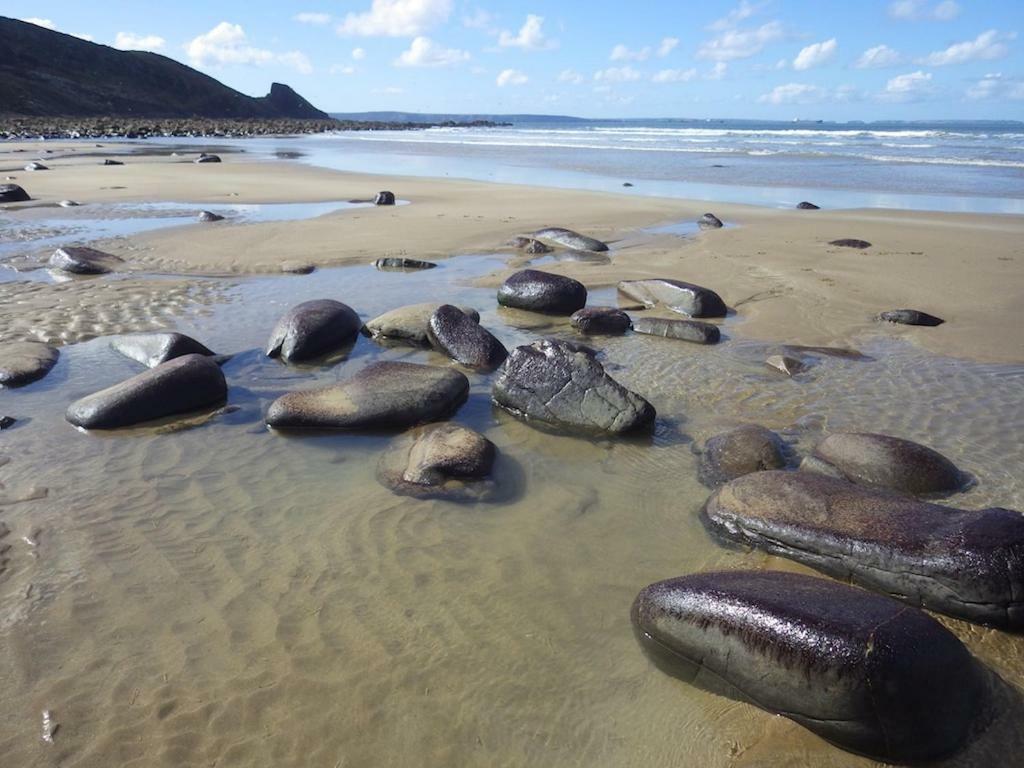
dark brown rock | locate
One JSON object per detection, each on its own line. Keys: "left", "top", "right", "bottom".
{"left": 427, "top": 305, "right": 507, "bottom": 371}
{"left": 265, "top": 299, "right": 361, "bottom": 362}
{"left": 377, "top": 423, "right": 497, "bottom": 501}
{"left": 697, "top": 425, "right": 786, "bottom": 486}
{"left": 497, "top": 269, "right": 587, "bottom": 314}
{"left": 49, "top": 246, "right": 124, "bottom": 275}
{"left": 570, "top": 307, "right": 631, "bottom": 335}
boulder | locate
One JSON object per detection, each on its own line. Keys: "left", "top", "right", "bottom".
{"left": 631, "top": 317, "right": 720, "bottom": 345}
{"left": 198, "top": 210, "right": 225, "bottom": 222}
{"left": 878, "top": 309, "right": 944, "bottom": 327}
{"left": 497, "top": 269, "right": 587, "bottom": 314}
{"left": 374, "top": 191, "right": 396, "bottom": 206}
{"left": 570, "top": 307, "right": 632, "bottom": 335}
{"left": 373, "top": 257, "right": 437, "bottom": 271}
{"left": 49, "top": 246, "right": 124, "bottom": 275}
{"left": 363, "top": 303, "right": 479, "bottom": 346}
{"left": 194, "top": 153, "right": 221, "bottom": 163}
{"left": 110, "top": 332, "right": 216, "bottom": 369}
{"left": 698, "top": 213, "right": 723, "bottom": 230}
{"left": 25, "top": 162, "right": 48, "bottom": 171}
{"left": 796, "top": 201, "right": 820, "bottom": 210}
{"left": 266, "top": 361, "right": 469, "bottom": 430}
{"left": 427, "top": 305, "right": 507, "bottom": 371}
{"left": 0, "top": 184, "right": 30, "bottom": 203}
{"left": 507, "top": 236, "right": 553, "bottom": 254}
{"left": 765, "top": 354, "right": 807, "bottom": 376}
{"left": 829, "top": 239, "right": 871, "bottom": 249}
{"left": 0, "top": 341, "right": 59, "bottom": 387}
{"left": 697, "top": 425, "right": 786, "bottom": 487}
{"left": 531, "top": 227, "right": 609, "bottom": 252}
{"left": 802, "top": 432, "right": 965, "bottom": 495}
{"left": 632, "top": 570, "right": 985, "bottom": 762}
{"left": 618, "top": 279, "right": 727, "bottom": 318}
{"left": 492, "top": 340, "right": 655, "bottom": 435}
{"left": 377, "top": 423, "right": 497, "bottom": 501}
{"left": 701, "top": 470, "right": 1024, "bottom": 628}
{"left": 265, "top": 299, "right": 361, "bottom": 362}
{"left": 66, "top": 354, "right": 227, "bottom": 429}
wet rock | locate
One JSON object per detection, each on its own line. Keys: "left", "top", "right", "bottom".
{"left": 796, "top": 201, "right": 820, "bottom": 210}
{"left": 0, "top": 416, "right": 15, "bottom": 430}
{"left": 48, "top": 246, "right": 124, "bottom": 275}
{"left": 618, "top": 279, "right": 727, "bottom": 318}
{"left": 427, "top": 305, "right": 507, "bottom": 371}
{"left": 197, "top": 210, "right": 224, "bottom": 222}
{"left": 765, "top": 354, "right": 807, "bottom": 376}
{"left": 506, "top": 236, "right": 553, "bottom": 254}
{"left": 631, "top": 317, "right": 720, "bottom": 345}
{"left": 377, "top": 423, "right": 497, "bottom": 501}
{"left": 829, "top": 238, "right": 871, "bottom": 249}
{"left": 102, "top": 159, "right": 124, "bottom": 166}
{"left": 531, "top": 227, "right": 609, "bottom": 252}
{"left": 802, "top": 432, "right": 966, "bottom": 495}
{"left": 57, "top": 200, "right": 80, "bottom": 207}
{"left": 280, "top": 261, "right": 315, "bottom": 274}
{"left": 878, "top": 309, "right": 944, "bottom": 327}
{"left": 266, "top": 299, "right": 361, "bottom": 363}
{"left": 25, "top": 162, "right": 48, "bottom": 171}
{"left": 697, "top": 424, "right": 786, "bottom": 487}
{"left": 570, "top": 307, "right": 632, "bottom": 335}
{"left": 66, "top": 354, "right": 227, "bottom": 429}
{"left": 780, "top": 344, "right": 869, "bottom": 361}
{"left": 0, "top": 342, "right": 59, "bottom": 386}
{"left": 373, "top": 257, "right": 436, "bottom": 271}
{"left": 110, "top": 332, "right": 217, "bottom": 369}
{"left": 698, "top": 212, "right": 723, "bottom": 230}
{"left": 363, "top": 303, "right": 479, "bottom": 346}
{"left": 374, "top": 190, "right": 396, "bottom": 206}
{"left": 492, "top": 340, "right": 655, "bottom": 435}
{"left": 194, "top": 153, "right": 221, "bottom": 164}
{"left": 497, "top": 269, "right": 587, "bottom": 314}
{"left": 701, "top": 470, "right": 1024, "bottom": 628}
{"left": 0, "top": 184, "right": 30, "bottom": 203}
{"left": 632, "top": 570, "right": 985, "bottom": 762}
{"left": 266, "top": 361, "right": 469, "bottom": 430}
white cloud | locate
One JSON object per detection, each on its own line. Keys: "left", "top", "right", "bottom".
{"left": 610, "top": 44, "right": 651, "bottom": 62}
{"left": 72, "top": 33, "right": 94, "bottom": 41}
{"left": 352, "top": 47, "right": 366, "bottom": 60}
{"left": 594, "top": 66, "right": 642, "bottom": 83}
{"left": 497, "top": 68, "right": 528, "bottom": 87}
{"left": 758, "top": 82, "right": 827, "bottom": 104}
{"left": 462, "top": 9, "right": 493, "bottom": 30}
{"left": 294, "top": 12, "right": 331, "bottom": 25}
{"left": 394, "top": 36, "right": 469, "bottom": 67}
{"left": 698, "top": 20, "right": 783, "bottom": 61}
{"left": 330, "top": 64, "right": 356, "bottom": 75}
{"left": 933, "top": 1, "right": 961, "bottom": 20}
{"left": 657, "top": 37, "right": 679, "bottom": 57}
{"left": 707, "top": 62, "right": 728, "bottom": 80}
{"left": 558, "top": 69, "right": 585, "bottom": 84}
{"left": 792, "top": 38, "right": 836, "bottom": 70}
{"left": 855, "top": 44, "right": 903, "bottom": 69}
{"left": 185, "top": 22, "right": 312, "bottom": 73}
{"left": 20, "top": 17, "right": 55, "bottom": 29}
{"left": 889, "top": 0, "right": 960, "bottom": 21}
{"left": 373, "top": 86, "right": 405, "bottom": 94}
{"left": 918, "top": 30, "right": 1012, "bottom": 66}
{"left": 114, "top": 32, "right": 166, "bottom": 52}
{"left": 338, "top": 0, "right": 452, "bottom": 37}
{"left": 881, "top": 70, "right": 934, "bottom": 101}
{"left": 966, "top": 73, "right": 1024, "bottom": 101}
{"left": 708, "top": 1, "right": 765, "bottom": 32}
{"left": 652, "top": 68, "right": 697, "bottom": 83}
{"left": 498, "top": 15, "right": 554, "bottom": 50}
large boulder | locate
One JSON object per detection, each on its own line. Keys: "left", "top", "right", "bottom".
{"left": 427, "top": 305, "right": 507, "bottom": 371}
{"left": 266, "top": 361, "right": 469, "bottom": 430}
{"left": 570, "top": 307, "right": 632, "bottom": 335}
{"left": 0, "top": 341, "right": 59, "bottom": 387}
{"left": 497, "top": 269, "right": 587, "bottom": 315}
{"left": 66, "top": 354, "right": 227, "bottom": 429}
{"left": 802, "top": 432, "right": 966, "bottom": 495}
{"left": 531, "top": 227, "right": 608, "bottom": 252}
{"left": 632, "top": 570, "right": 984, "bottom": 762}
{"left": 702, "top": 470, "right": 1024, "bottom": 628}
{"left": 266, "top": 299, "right": 361, "bottom": 362}
{"left": 878, "top": 309, "right": 944, "bottom": 327}
{"left": 492, "top": 340, "right": 655, "bottom": 435}
{"left": 617, "top": 279, "right": 727, "bottom": 318}
{"left": 697, "top": 424, "right": 786, "bottom": 487}
{"left": 631, "top": 317, "right": 720, "bottom": 345}
{"left": 0, "top": 183, "right": 30, "bottom": 203}
{"left": 363, "top": 303, "right": 479, "bottom": 346}
{"left": 49, "top": 246, "right": 124, "bottom": 275}
{"left": 377, "top": 423, "right": 497, "bottom": 501}
{"left": 110, "top": 332, "right": 217, "bottom": 369}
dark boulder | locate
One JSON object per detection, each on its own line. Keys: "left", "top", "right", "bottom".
{"left": 0, "top": 415, "right": 15, "bottom": 430}
{"left": 198, "top": 210, "right": 225, "bottom": 222}
{"left": 498, "top": 269, "right": 587, "bottom": 315}
{"left": 698, "top": 213, "right": 723, "bottom": 230}
{"left": 618, "top": 279, "right": 727, "bottom": 318}
{"left": 66, "top": 354, "right": 227, "bottom": 429}
{"left": 0, "top": 183, "right": 30, "bottom": 203}
{"left": 531, "top": 227, "right": 609, "bottom": 252}
{"left": 49, "top": 246, "right": 124, "bottom": 275}
{"left": 195, "top": 153, "right": 221, "bottom": 163}
{"left": 632, "top": 570, "right": 985, "bottom": 762}
{"left": 427, "top": 305, "right": 507, "bottom": 371}
{"left": 377, "top": 422, "right": 497, "bottom": 501}
{"left": 701, "top": 470, "right": 1024, "bottom": 628}
{"left": 878, "top": 309, "right": 944, "bottom": 327}
{"left": 363, "top": 303, "right": 479, "bottom": 346}
{"left": 492, "top": 340, "right": 655, "bottom": 435}
{"left": 829, "top": 239, "right": 871, "bottom": 249}
{"left": 697, "top": 424, "right": 786, "bottom": 487}
{"left": 373, "top": 257, "right": 436, "bottom": 271}
{"left": 570, "top": 307, "right": 631, "bottom": 335}
{"left": 631, "top": 317, "right": 720, "bottom": 345}
{"left": 266, "top": 361, "right": 469, "bottom": 430}
{"left": 265, "top": 299, "right": 361, "bottom": 362}
{"left": 0, "top": 341, "right": 59, "bottom": 387}
{"left": 110, "top": 332, "right": 217, "bottom": 369}
{"left": 796, "top": 201, "right": 820, "bottom": 210}
{"left": 374, "top": 191, "right": 396, "bottom": 206}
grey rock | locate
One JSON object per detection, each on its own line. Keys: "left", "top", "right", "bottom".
{"left": 0, "top": 416, "right": 15, "bottom": 430}
{"left": 373, "top": 257, "right": 437, "bottom": 271}
{"left": 198, "top": 210, "right": 225, "bottom": 222}
{"left": 363, "top": 303, "right": 479, "bottom": 345}
{"left": 280, "top": 260, "right": 315, "bottom": 274}
{"left": 829, "top": 238, "right": 871, "bottom": 249}
{"left": 377, "top": 422, "right": 497, "bottom": 501}
{"left": 427, "top": 305, "right": 507, "bottom": 371}
{"left": 697, "top": 424, "right": 786, "bottom": 487}
{"left": 266, "top": 299, "right": 361, "bottom": 362}
{"left": 374, "top": 190, "right": 396, "bottom": 205}
{"left": 497, "top": 269, "right": 587, "bottom": 314}
{"left": 878, "top": 309, "right": 944, "bottom": 327}
{"left": 194, "top": 153, "right": 221, "bottom": 163}
{"left": 506, "top": 236, "right": 553, "bottom": 254}
{"left": 0, "top": 184, "right": 30, "bottom": 203}
{"left": 0, "top": 342, "right": 59, "bottom": 386}
{"left": 765, "top": 354, "right": 808, "bottom": 376}
{"left": 698, "top": 212, "right": 723, "bottom": 229}
{"left": 49, "top": 246, "right": 124, "bottom": 275}
{"left": 631, "top": 317, "right": 720, "bottom": 345}
{"left": 570, "top": 307, "right": 631, "bottom": 335}
{"left": 618, "top": 279, "right": 727, "bottom": 318}
{"left": 531, "top": 227, "right": 609, "bottom": 252}
{"left": 796, "top": 201, "right": 820, "bottom": 210}
{"left": 110, "top": 332, "right": 216, "bottom": 369}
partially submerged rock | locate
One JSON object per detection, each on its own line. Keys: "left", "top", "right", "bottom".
{"left": 266, "top": 361, "right": 469, "bottom": 430}
{"left": 698, "top": 212, "right": 723, "bottom": 230}
{"left": 697, "top": 425, "right": 786, "bottom": 487}
{"left": 363, "top": 303, "right": 479, "bottom": 346}
{"left": 618, "top": 279, "right": 727, "bottom": 318}
{"left": 110, "top": 332, "right": 216, "bottom": 369}
{"left": 492, "top": 340, "right": 655, "bottom": 435}
{"left": 702, "top": 470, "right": 1024, "bottom": 628}
{"left": 765, "top": 354, "right": 808, "bottom": 376}
{"left": 373, "top": 257, "right": 437, "bottom": 271}
{"left": 374, "top": 190, "right": 396, "bottom": 206}
{"left": 878, "top": 309, "right": 944, "bottom": 327}
{"left": 0, "top": 184, "right": 30, "bottom": 203}
{"left": 49, "top": 246, "right": 124, "bottom": 275}
{"left": 829, "top": 238, "right": 872, "bottom": 249}
{"left": 0, "top": 341, "right": 59, "bottom": 387}
{"left": 198, "top": 210, "right": 225, "bottom": 222}
{"left": 377, "top": 423, "right": 497, "bottom": 501}
{"left": 497, "top": 269, "right": 587, "bottom": 315}
{"left": 632, "top": 570, "right": 984, "bottom": 762}
{"left": 266, "top": 299, "right": 361, "bottom": 362}
{"left": 66, "top": 354, "right": 227, "bottom": 429}
{"left": 427, "top": 305, "right": 507, "bottom": 371}
{"left": 796, "top": 201, "right": 820, "bottom": 210}
{"left": 631, "top": 317, "right": 720, "bottom": 345}
{"left": 570, "top": 307, "right": 631, "bottom": 335}
{"left": 531, "top": 227, "right": 609, "bottom": 252}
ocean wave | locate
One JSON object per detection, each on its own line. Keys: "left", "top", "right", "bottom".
{"left": 865, "top": 154, "right": 1024, "bottom": 168}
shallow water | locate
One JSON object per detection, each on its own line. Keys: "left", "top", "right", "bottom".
{"left": 2, "top": 234, "right": 1024, "bottom": 766}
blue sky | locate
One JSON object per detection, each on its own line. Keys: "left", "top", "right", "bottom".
{"left": 8, "top": 0, "right": 1024, "bottom": 119}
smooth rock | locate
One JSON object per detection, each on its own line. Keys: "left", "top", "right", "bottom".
{"left": 829, "top": 238, "right": 872, "bottom": 249}
{"left": 110, "top": 332, "right": 216, "bottom": 369}
{"left": 25, "top": 162, "right": 48, "bottom": 171}
{"left": 631, "top": 317, "right": 720, "bottom": 345}
{"left": 195, "top": 153, "right": 221, "bottom": 163}
{"left": 266, "top": 361, "right": 469, "bottom": 430}
{"left": 48, "top": 246, "right": 124, "bottom": 275}
{"left": 765, "top": 354, "right": 808, "bottom": 376}
{"left": 803, "top": 432, "right": 965, "bottom": 495}
{"left": 698, "top": 212, "right": 723, "bottom": 230}
{"left": 266, "top": 299, "right": 361, "bottom": 362}
{"left": 531, "top": 227, "right": 609, "bottom": 252}
{"left": 697, "top": 424, "right": 786, "bottom": 486}
{"left": 377, "top": 422, "right": 497, "bottom": 501}
{"left": 0, "top": 184, "right": 30, "bottom": 203}
{"left": 797, "top": 201, "right": 820, "bottom": 210}
{"left": 374, "top": 191, "right": 396, "bottom": 206}
{"left": 618, "top": 279, "right": 727, "bottom": 318}
{"left": 506, "top": 236, "right": 553, "bottom": 254}
{"left": 878, "top": 309, "right": 944, "bottom": 327}
{"left": 363, "top": 303, "right": 479, "bottom": 345}
{"left": 702, "top": 470, "right": 1024, "bottom": 628}
{"left": 570, "top": 307, "right": 632, "bottom": 335}
{"left": 66, "top": 354, "right": 227, "bottom": 429}
{"left": 280, "top": 260, "right": 315, "bottom": 274}
{"left": 198, "top": 210, "right": 225, "bottom": 222}
{"left": 497, "top": 269, "right": 587, "bottom": 314}
{"left": 0, "top": 342, "right": 59, "bottom": 387}
{"left": 373, "top": 257, "right": 436, "bottom": 271}
{"left": 492, "top": 340, "right": 655, "bottom": 435}
{"left": 632, "top": 570, "right": 985, "bottom": 762}
{"left": 427, "top": 305, "right": 507, "bottom": 371}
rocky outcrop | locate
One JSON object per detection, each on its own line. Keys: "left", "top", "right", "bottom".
{"left": 531, "top": 227, "right": 609, "bottom": 252}
{"left": 265, "top": 299, "right": 361, "bottom": 362}
{"left": 0, "top": 183, "right": 30, "bottom": 203}
{"left": 697, "top": 425, "right": 786, "bottom": 487}
{"left": 497, "top": 269, "right": 587, "bottom": 314}
{"left": 617, "top": 279, "right": 727, "bottom": 318}
{"left": 631, "top": 317, "right": 720, "bottom": 345}
{"left": 878, "top": 309, "right": 944, "bottom": 327}
{"left": 570, "top": 307, "right": 632, "bottom": 335}
{"left": 427, "top": 305, "right": 507, "bottom": 371}
{"left": 49, "top": 246, "right": 124, "bottom": 275}
{"left": 0, "top": 341, "right": 59, "bottom": 386}
{"left": 363, "top": 303, "right": 479, "bottom": 346}
{"left": 110, "top": 332, "right": 216, "bottom": 369}
{"left": 377, "top": 423, "right": 497, "bottom": 501}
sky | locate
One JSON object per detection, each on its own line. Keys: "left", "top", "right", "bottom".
{"left": 6, "top": 0, "right": 1024, "bottom": 120}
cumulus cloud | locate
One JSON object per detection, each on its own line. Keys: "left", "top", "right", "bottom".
{"left": 558, "top": 69, "right": 585, "bottom": 84}
{"left": 338, "top": 0, "right": 452, "bottom": 37}
{"left": 758, "top": 83, "right": 827, "bottom": 104}
{"left": 708, "top": 1, "right": 765, "bottom": 32}
{"left": 881, "top": 70, "right": 935, "bottom": 101}
{"left": 698, "top": 20, "right": 784, "bottom": 61}
{"left": 115, "top": 32, "right": 166, "bottom": 52}
{"left": 462, "top": 9, "right": 493, "bottom": 30}
{"left": 792, "top": 38, "right": 836, "bottom": 70}
{"left": 186, "top": 22, "right": 312, "bottom": 73}
{"left": 594, "top": 66, "right": 642, "bottom": 83}
{"left": 610, "top": 44, "right": 650, "bottom": 62}
{"left": 966, "top": 73, "right": 1024, "bottom": 101}
{"left": 294, "top": 12, "right": 331, "bottom": 25}
{"left": 496, "top": 68, "right": 528, "bottom": 86}
{"left": 855, "top": 44, "right": 903, "bottom": 69}
{"left": 394, "top": 36, "right": 469, "bottom": 67}
{"left": 658, "top": 37, "right": 679, "bottom": 57}
{"left": 20, "top": 17, "right": 56, "bottom": 29}
{"left": 652, "top": 68, "right": 697, "bottom": 83}
{"left": 707, "top": 62, "right": 728, "bottom": 80}
{"left": 889, "top": 0, "right": 960, "bottom": 21}
{"left": 498, "top": 15, "right": 555, "bottom": 50}
{"left": 918, "top": 30, "right": 1013, "bottom": 66}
